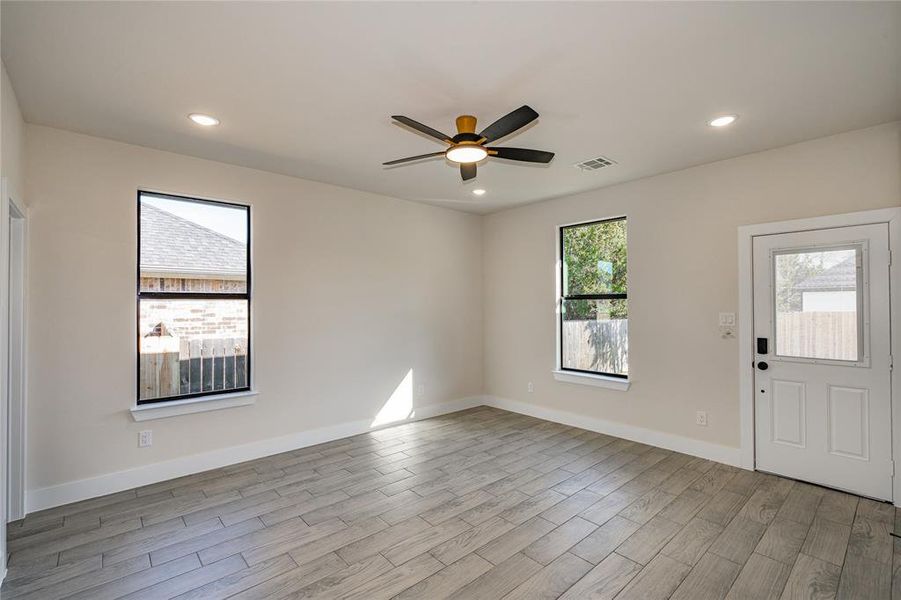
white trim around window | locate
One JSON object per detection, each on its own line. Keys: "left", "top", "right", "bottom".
{"left": 130, "top": 389, "right": 258, "bottom": 422}
{"left": 552, "top": 369, "right": 631, "bottom": 391}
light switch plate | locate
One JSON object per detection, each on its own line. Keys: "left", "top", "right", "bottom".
{"left": 719, "top": 312, "right": 736, "bottom": 326}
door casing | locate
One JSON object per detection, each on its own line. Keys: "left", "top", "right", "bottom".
{"left": 738, "top": 207, "right": 901, "bottom": 505}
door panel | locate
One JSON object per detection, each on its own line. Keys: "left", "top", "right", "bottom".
{"left": 753, "top": 223, "right": 891, "bottom": 500}
{"left": 771, "top": 380, "right": 806, "bottom": 447}
{"left": 826, "top": 385, "right": 868, "bottom": 460}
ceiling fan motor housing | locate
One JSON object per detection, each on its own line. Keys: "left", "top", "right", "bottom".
{"left": 455, "top": 115, "right": 478, "bottom": 134}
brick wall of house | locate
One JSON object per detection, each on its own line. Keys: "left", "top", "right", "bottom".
{"left": 140, "top": 299, "right": 248, "bottom": 339}
{"left": 140, "top": 276, "right": 246, "bottom": 293}
{"left": 139, "top": 272, "right": 249, "bottom": 342}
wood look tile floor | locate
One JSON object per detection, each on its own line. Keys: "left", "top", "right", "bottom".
{"left": 3, "top": 407, "right": 898, "bottom": 599}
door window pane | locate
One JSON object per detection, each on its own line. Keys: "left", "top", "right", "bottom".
{"left": 139, "top": 299, "right": 249, "bottom": 401}
{"left": 562, "top": 299, "right": 628, "bottom": 375}
{"left": 774, "top": 247, "right": 860, "bottom": 361}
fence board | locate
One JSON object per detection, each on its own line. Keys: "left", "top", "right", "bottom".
{"left": 562, "top": 319, "right": 628, "bottom": 375}
{"left": 201, "top": 340, "right": 213, "bottom": 392}
{"left": 213, "top": 337, "right": 224, "bottom": 391}
{"left": 179, "top": 337, "right": 190, "bottom": 395}
{"left": 189, "top": 339, "right": 202, "bottom": 394}
{"left": 236, "top": 339, "right": 247, "bottom": 388}
{"left": 775, "top": 311, "right": 857, "bottom": 360}
{"left": 224, "top": 337, "right": 235, "bottom": 389}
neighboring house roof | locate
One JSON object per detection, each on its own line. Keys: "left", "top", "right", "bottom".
{"left": 795, "top": 256, "right": 856, "bottom": 291}
{"left": 140, "top": 204, "right": 246, "bottom": 277}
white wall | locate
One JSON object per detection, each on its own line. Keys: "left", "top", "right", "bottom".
{"left": 483, "top": 122, "right": 901, "bottom": 453}
{"left": 24, "top": 125, "right": 483, "bottom": 505}
{"left": 2, "top": 61, "right": 25, "bottom": 202}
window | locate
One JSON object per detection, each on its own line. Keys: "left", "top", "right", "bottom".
{"left": 560, "top": 217, "right": 628, "bottom": 377}
{"left": 773, "top": 245, "right": 862, "bottom": 362}
{"left": 137, "top": 191, "right": 250, "bottom": 404}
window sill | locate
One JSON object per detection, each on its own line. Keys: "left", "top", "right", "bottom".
{"left": 130, "top": 390, "right": 258, "bottom": 422}
{"left": 552, "top": 370, "right": 630, "bottom": 391}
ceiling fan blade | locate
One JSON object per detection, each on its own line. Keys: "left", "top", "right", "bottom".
{"left": 383, "top": 152, "right": 445, "bottom": 166}
{"left": 461, "top": 163, "right": 477, "bottom": 181}
{"left": 490, "top": 147, "right": 555, "bottom": 163}
{"left": 478, "top": 105, "right": 539, "bottom": 142}
{"left": 392, "top": 116, "right": 453, "bottom": 143}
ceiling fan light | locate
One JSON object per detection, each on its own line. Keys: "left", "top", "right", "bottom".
{"left": 446, "top": 145, "right": 488, "bottom": 164}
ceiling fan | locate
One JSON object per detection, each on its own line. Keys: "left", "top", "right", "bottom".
{"left": 384, "top": 105, "right": 555, "bottom": 181}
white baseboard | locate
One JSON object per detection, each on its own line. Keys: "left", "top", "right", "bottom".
{"left": 482, "top": 395, "right": 743, "bottom": 468}
{"left": 26, "top": 394, "right": 743, "bottom": 514}
{"left": 25, "top": 396, "right": 485, "bottom": 514}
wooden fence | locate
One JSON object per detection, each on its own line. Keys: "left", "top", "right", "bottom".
{"left": 562, "top": 319, "right": 628, "bottom": 375}
{"left": 776, "top": 311, "right": 857, "bottom": 361}
{"left": 139, "top": 336, "right": 248, "bottom": 400}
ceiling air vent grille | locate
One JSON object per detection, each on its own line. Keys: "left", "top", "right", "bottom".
{"left": 574, "top": 156, "right": 617, "bottom": 171}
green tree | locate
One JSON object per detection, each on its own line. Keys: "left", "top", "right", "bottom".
{"left": 563, "top": 220, "right": 627, "bottom": 320}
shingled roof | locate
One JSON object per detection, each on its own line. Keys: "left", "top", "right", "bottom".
{"left": 796, "top": 256, "right": 856, "bottom": 291}
{"left": 140, "top": 204, "right": 246, "bottom": 278}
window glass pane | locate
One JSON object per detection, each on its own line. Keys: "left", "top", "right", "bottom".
{"left": 140, "top": 193, "right": 248, "bottom": 293}
{"left": 562, "top": 299, "right": 628, "bottom": 375}
{"left": 774, "top": 247, "right": 860, "bottom": 361}
{"left": 139, "top": 299, "right": 249, "bottom": 401}
{"left": 562, "top": 219, "right": 626, "bottom": 296}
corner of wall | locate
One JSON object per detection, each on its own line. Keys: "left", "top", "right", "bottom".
{"left": 1, "top": 59, "right": 26, "bottom": 205}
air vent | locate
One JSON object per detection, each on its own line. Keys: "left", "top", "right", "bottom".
{"left": 574, "top": 156, "right": 617, "bottom": 171}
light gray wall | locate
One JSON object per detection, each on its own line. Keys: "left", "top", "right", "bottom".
{"left": 483, "top": 121, "right": 901, "bottom": 450}
{"left": 24, "top": 125, "right": 484, "bottom": 494}
{"left": 2, "top": 61, "right": 25, "bottom": 203}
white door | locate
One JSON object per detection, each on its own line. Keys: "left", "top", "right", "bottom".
{"left": 753, "top": 223, "right": 892, "bottom": 500}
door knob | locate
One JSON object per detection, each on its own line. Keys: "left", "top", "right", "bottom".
{"left": 758, "top": 361, "right": 769, "bottom": 370}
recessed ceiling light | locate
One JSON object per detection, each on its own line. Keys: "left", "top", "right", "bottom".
{"left": 188, "top": 113, "right": 220, "bottom": 127}
{"left": 472, "top": 189, "right": 486, "bottom": 196}
{"left": 708, "top": 115, "right": 738, "bottom": 128}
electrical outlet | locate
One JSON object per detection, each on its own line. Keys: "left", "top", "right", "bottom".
{"left": 527, "top": 382, "right": 534, "bottom": 393}
{"left": 417, "top": 384, "right": 425, "bottom": 397}
{"left": 138, "top": 430, "right": 153, "bottom": 448}
{"left": 696, "top": 411, "right": 708, "bottom": 427}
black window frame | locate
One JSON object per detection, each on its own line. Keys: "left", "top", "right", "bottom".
{"left": 559, "top": 216, "right": 628, "bottom": 379}
{"left": 136, "top": 190, "right": 252, "bottom": 405}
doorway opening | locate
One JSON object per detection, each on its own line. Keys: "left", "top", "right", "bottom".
{"left": 2, "top": 178, "right": 26, "bottom": 541}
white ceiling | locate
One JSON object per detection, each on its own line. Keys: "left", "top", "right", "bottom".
{"left": 3, "top": 2, "right": 899, "bottom": 214}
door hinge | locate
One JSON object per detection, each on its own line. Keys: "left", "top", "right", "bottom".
{"left": 891, "top": 355, "right": 894, "bottom": 370}
{"left": 891, "top": 460, "right": 896, "bottom": 476}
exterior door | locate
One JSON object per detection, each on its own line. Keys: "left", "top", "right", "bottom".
{"left": 753, "top": 223, "right": 892, "bottom": 500}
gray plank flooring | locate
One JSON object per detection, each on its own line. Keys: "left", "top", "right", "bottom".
{"left": 2, "top": 406, "right": 897, "bottom": 599}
